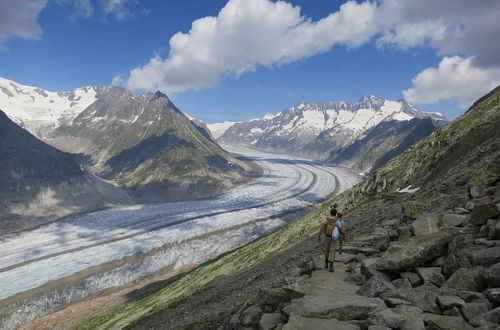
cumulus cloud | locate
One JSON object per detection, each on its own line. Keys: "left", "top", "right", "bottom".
{"left": 0, "top": 0, "right": 47, "bottom": 45}
{"left": 59, "top": 0, "right": 139, "bottom": 21}
{"left": 125, "top": 0, "right": 500, "bottom": 102}
{"left": 403, "top": 56, "right": 500, "bottom": 107}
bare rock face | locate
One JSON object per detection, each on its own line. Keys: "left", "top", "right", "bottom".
{"left": 442, "top": 268, "right": 485, "bottom": 292}
{"left": 376, "top": 230, "right": 451, "bottom": 272}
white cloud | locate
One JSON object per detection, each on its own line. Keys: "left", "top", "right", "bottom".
{"left": 100, "top": 0, "right": 136, "bottom": 21}
{"left": 403, "top": 56, "right": 500, "bottom": 107}
{"left": 0, "top": 0, "right": 47, "bottom": 45}
{"left": 111, "top": 74, "right": 124, "bottom": 86}
{"left": 125, "top": 0, "right": 500, "bottom": 107}
{"left": 126, "top": 0, "right": 380, "bottom": 93}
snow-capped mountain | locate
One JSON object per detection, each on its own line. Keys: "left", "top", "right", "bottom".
{"left": 0, "top": 77, "right": 101, "bottom": 137}
{"left": 217, "top": 95, "right": 446, "bottom": 173}
{"left": 207, "top": 121, "right": 240, "bottom": 139}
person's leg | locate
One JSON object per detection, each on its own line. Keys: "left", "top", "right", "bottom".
{"left": 339, "top": 235, "right": 343, "bottom": 255}
{"left": 328, "top": 240, "right": 337, "bottom": 272}
{"left": 324, "top": 237, "right": 331, "bottom": 269}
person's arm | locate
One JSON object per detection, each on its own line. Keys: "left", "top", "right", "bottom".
{"left": 318, "top": 224, "right": 325, "bottom": 242}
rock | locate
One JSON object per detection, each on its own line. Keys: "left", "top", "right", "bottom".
{"left": 478, "top": 225, "right": 490, "bottom": 238}
{"left": 286, "top": 289, "right": 383, "bottom": 322}
{"left": 382, "top": 219, "right": 400, "bottom": 227}
{"left": 380, "top": 289, "right": 440, "bottom": 314}
{"left": 376, "top": 230, "right": 451, "bottom": 272}
{"left": 241, "top": 305, "right": 263, "bottom": 327}
{"left": 259, "top": 313, "right": 283, "bottom": 330}
{"left": 461, "top": 303, "right": 489, "bottom": 321}
{"left": 430, "top": 273, "right": 446, "bottom": 287}
{"left": 442, "top": 214, "right": 469, "bottom": 227}
{"left": 448, "top": 234, "right": 474, "bottom": 253}
{"left": 357, "top": 275, "right": 396, "bottom": 297}
{"left": 487, "top": 288, "right": 500, "bottom": 303}
{"left": 298, "top": 258, "right": 316, "bottom": 276}
{"left": 442, "top": 306, "right": 462, "bottom": 317}
{"left": 401, "top": 272, "right": 422, "bottom": 287}
{"left": 368, "top": 326, "right": 391, "bottom": 330}
{"left": 397, "top": 225, "right": 413, "bottom": 239}
{"left": 388, "top": 229, "right": 399, "bottom": 240}
{"left": 465, "top": 201, "right": 475, "bottom": 211}
{"left": 490, "top": 222, "right": 500, "bottom": 240}
{"left": 454, "top": 207, "right": 471, "bottom": 215}
{"left": 341, "top": 245, "right": 379, "bottom": 257}
{"left": 437, "top": 295, "right": 466, "bottom": 310}
{"left": 470, "top": 203, "right": 498, "bottom": 226}
{"left": 424, "top": 313, "right": 474, "bottom": 330}
{"left": 383, "top": 297, "right": 413, "bottom": 307}
{"left": 447, "top": 227, "right": 479, "bottom": 235}
{"left": 484, "top": 263, "right": 500, "bottom": 287}
{"left": 469, "top": 307, "right": 500, "bottom": 328}
{"left": 474, "top": 238, "right": 497, "bottom": 247}
{"left": 472, "top": 247, "right": 500, "bottom": 266}
{"left": 283, "top": 313, "right": 360, "bottom": 329}
{"left": 356, "top": 253, "right": 367, "bottom": 262}
{"left": 412, "top": 214, "right": 442, "bottom": 235}
{"left": 361, "top": 258, "right": 392, "bottom": 281}
{"left": 370, "top": 305, "right": 425, "bottom": 330}
{"left": 257, "top": 288, "right": 303, "bottom": 313}
{"left": 416, "top": 267, "right": 442, "bottom": 285}
{"left": 429, "top": 256, "right": 446, "bottom": 267}
{"left": 470, "top": 186, "right": 487, "bottom": 199}
{"left": 442, "top": 268, "right": 485, "bottom": 292}
{"left": 443, "top": 254, "right": 460, "bottom": 278}
{"left": 457, "top": 290, "right": 491, "bottom": 305}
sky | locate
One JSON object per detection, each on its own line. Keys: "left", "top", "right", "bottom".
{"left": 0, "top": 0, "right": 499, "bottom": 122}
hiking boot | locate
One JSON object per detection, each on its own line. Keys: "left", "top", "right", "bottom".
{"left": 324, "top": 260, "right": 329, "bottom": 269}
{"left": 329, "top": 263, "right": 334, "bottom": 272}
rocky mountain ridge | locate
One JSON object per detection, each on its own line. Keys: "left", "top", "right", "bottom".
{"left": 215, "top": 95, "right": 446, "bottom": 173}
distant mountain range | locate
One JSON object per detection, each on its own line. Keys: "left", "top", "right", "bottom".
{"left": 211, "top": 96, "right": 447, "bottom": 173}
{"left": 0, "top": 78, "right": 251, "bottom": 231}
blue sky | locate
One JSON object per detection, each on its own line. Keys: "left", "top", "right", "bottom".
{"left": 0, "top": 0, "right": 499, "bottom": 122}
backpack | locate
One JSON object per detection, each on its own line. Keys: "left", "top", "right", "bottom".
{"left": 332, "top": 227, "right": 340, "bottom": 240}
{"left": 324, "top": 222, "right": 335, "bottom": 237}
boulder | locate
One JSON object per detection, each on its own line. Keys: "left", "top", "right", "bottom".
{"left": 461, "top": 303, "right": 489, "bottom": 321}
{"left": 470, "top": 186, "right": 487, "bottom": 199}
{"left": 423, "top": 313, "right": 474, "bottom": 330}
{"left": 256, "top": 288, "right": 303, "bottom": 313}
{"left": 474, "top": 238, "right": 497, "bottom": 247}
{"left": 447, "top": 227, "right": 479, "bottom": 235}
{"left": 442, "top": 306, "right": 461, "bottom": 317}
{"left": 401, "top": 272, "right": 422, "bottom": 287}
{"left": 490, "top": 222, "right": 500, "bottom": 240}
{"left": 259, "top": 313, "right": 283, "bottom": 330}
{"left": 356, "top": 275, "right": 396, "bottom": 298}
{"left": 456, "top": 290, "right": 491, "bottom": 305}
{"left": 442, "top": 214, "right": 469, "bottom": 227}
{"left": 443, "top": 254, "right": 460, "bottom": 278}
{"left": 370, "top": 306, "right": 424, "bottom": 330}
{"left": 470, "top": 203, "right": 498, "bottom": 226}
{"left": 465, "top": 201, "right": 475, "bottom": 211}
{"left": 429, "top": 256, "right": 446, "bottom": 267}
{"left": 298, "top": 257, "right": 316, "bottom": 276}
{"left": 472, "top": 247, "right": 500, "bottom": 266}
{"left": 381, "top": 219, "right": 400, "bottom": 227}
{"left": 376, "top": 230, "right": 451, "bottom": 272}
{"left": 484, "top": 263, "right": 500, "bottom": 287}
{"left": 361, "top": 258, "right": 392, "bottom": 281}
{"left": 442, "top": 268, "right": 485, "bottom": 292}
{"left": 437, "top": 295, "right": 466, "bottom": 310}
{"left": 283, "top": 313, "right": 360, "bottom": 330}
{"left": 380, "top": 289, "right": 440, "bottom": 314}
{"left": 241, "top": 305, "right": 263, "bottom": 327}
{"left": 415, "top": 267, "right": 442, "bottom": 285}
{"left": 412, "top": 214, "right": 442, "bottom": 235}
{"left": 487, "top": 288, "right": 500, "bottom": 303}
{"left": 469, "top": 307, "right": 500, "bottom": 328}
{"left": 397, "top": 225, "right": 413, "bottom": 239}
{"left": 478, "top": 225, "right": 490, "bottom": 238}
{"left": 448, "top": 234, "right": 474, "bottom": 253}
{"left": 454, "top": 207, "right": 471, "bottom": 215}
{"left": 382, "top": 297, "right": 413, "bottom": 308}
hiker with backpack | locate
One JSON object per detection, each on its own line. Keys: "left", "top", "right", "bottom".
{"left": 337, "top": 212, "right": 346, "bottom": 255}
{"left": 318, "top": 208, "right": 340, "bottom": 272}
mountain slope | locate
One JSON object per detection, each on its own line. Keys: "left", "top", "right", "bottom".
{"left": 216, "top": 96, "right": 446, "bottom": 171}
{"left": 46, "top": 88, "right": 248, "bottom": 201}
{"left": 0, "top": 110, "right": 130, "bottom": 233}
{"left": 76, "top": 88, "right": 499, "bottom": 330}
{"left": 328, "top": 117, "right": 440, "bottom": 174}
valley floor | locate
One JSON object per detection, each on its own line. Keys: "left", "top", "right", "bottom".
{"left": 0, "top": 146, "right": 360, "bottom": 329}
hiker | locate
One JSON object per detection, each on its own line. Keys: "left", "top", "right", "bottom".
{"left": 337, "top": 212, "right": 346, "bottom": 255}
{"left": 330, "top": 203, "right": 338, "bottom": 214}
{"left": 318, "top": 209, "right": 340, "bottom": 272}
